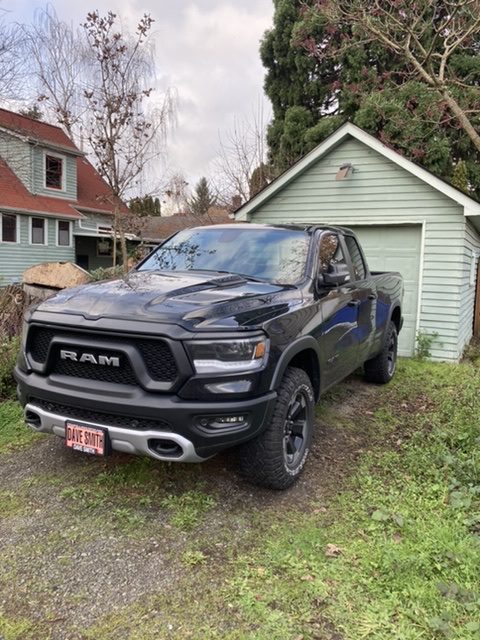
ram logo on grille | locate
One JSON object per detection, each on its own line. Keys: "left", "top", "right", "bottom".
{"left": 60, "top": 350, "right": 120, "bottom": 367}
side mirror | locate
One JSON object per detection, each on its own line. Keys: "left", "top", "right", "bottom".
{"left": 319, "top": 263, "right": 351, "bottom": 287}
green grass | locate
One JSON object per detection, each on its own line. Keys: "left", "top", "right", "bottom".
{"left": 0, "top": 614, "right": 44, "bottom": 640}
{"left": 0, "top": 400, "right": 41, "bottom": 453}
{"left": 0, "top": 490, "right": 29, "bottom": 519}
{"left": 225, "top": 360, "right": 480, "bottom": 639}
{"left": 161, "top": 489, "right": 216, "bottom": 530}
{"left": 1, "top": 359, "right": 479, "bottom": 639}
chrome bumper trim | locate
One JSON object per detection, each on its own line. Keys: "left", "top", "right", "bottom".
{"left": 24, "top": 403, "right": 208, "bottom": 463}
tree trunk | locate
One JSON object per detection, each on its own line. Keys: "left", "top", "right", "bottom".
{"left": 112, "top": 208, "right": 117, "bottom": 268}
{"left": 120, "top": 226, "right": 128, "bottom": 274}
{"left": 440, "top": 88, "right": 480, "bottom": 155}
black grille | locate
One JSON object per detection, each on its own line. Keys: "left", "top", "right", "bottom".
{"left": 51, "top": 350, "right": 138, "bottom": 386}
{"left": 135, "top": 340, "right": 177, "bottom": 381}
{"left": 29, "top": 328, "right": 56, "bottom": 362}
{"left": 28, "top": 326, "right": 178, "bottom": 382}
{"left": 31, "top": 397, "right": 170, "bottom": 432}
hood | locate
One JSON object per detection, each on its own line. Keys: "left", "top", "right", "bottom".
{"left": 34, "top": 270, "right": 303, "bottom": 331}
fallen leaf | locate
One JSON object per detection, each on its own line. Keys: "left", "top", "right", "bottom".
{"left": 325, "top": 544, "right": 342, "bottom": 557}
{"left": 300, "top": 574, "right": 315, "bottom": 581}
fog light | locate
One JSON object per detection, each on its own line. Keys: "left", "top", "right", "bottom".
{"left": 196, "top": 415, "right": 248, "bottom": 431}
{"left": 204, "top": 380, "right": 252, "bottom": 394}
{"left": 216, "top": 416, "right": 245, "bottom": 424}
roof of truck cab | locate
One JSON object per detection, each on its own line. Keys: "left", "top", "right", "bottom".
{"left": 187, "top": 223, "right": 353, "bottom": 234}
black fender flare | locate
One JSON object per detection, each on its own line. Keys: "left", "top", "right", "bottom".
{"left": 388, "top": 304, "right": 403, "bottom": 332}
{"left": 269, "top": 336, "right": 321, "bottom": 395}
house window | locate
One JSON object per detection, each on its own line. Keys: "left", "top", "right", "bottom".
{"left": 97, "top": 238, "right": 113, "bottom": 257}
{"left": 45, "top": 154, "right": 64, "bottom": 190}
{"left": 57, "top": 220, "right": 71, "bottom": 246}
{"left": 1, "top": 214, "right": 17, "bottom": 243}
{"left": 31, "top": 217, "right": 47, "bottom": 245}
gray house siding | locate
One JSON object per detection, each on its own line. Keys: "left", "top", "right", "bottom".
{"left": 32, "top": 146, "right": 77, "bottom": 200}
{"left": 74, "top": 213, "right": 113, "bottom": 235}
{"left": 0, "top": 213, "right": 75, "bottom": 284}
{"left": 242, "top": 136, "right": 469, "bottom": 361}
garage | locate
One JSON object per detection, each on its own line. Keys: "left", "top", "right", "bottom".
{"left": 235, "top": 122, "right": 480, "bottom": 362}
{"left": 349, "top": 225, "right": 422, "bottom": 357}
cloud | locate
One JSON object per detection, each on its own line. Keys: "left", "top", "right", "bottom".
{"left": 7, "top": 0, "right": 273, "bottom": 187}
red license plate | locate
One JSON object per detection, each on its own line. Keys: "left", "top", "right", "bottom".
{"left": 65, "top": 421, "right": 107, "bottom": 456}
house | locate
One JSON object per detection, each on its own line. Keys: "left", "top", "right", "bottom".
{"left": 138, "top": 208, "right": 234, "bottom": 248}
{"left": 234, "top": 122, "right": 480, "bottom": 362}
{"left": 0, "top": 108, "right": 128, "bottom": 283}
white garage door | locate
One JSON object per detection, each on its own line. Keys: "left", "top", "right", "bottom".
{"left": 348, "top": 225, "right": 422, "bottom": 357}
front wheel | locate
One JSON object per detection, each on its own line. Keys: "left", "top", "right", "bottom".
{"left": 238, "top": 367, "right": 315, "bottom": 490}
{"left": 364, "top": 320, "right": 398, "bottom": 384}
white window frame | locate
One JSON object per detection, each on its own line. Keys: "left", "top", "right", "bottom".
{"left": 0, "top": 213, "right": 19, "bottom": 244}
{"left": 30, "top": 217, "right": 48, "bottom": 246}
{"left": 43, "top": 150, "right": 67, "bottom": 192}
{"left": 56, "top": 219, "right": 72, "bottom": 247}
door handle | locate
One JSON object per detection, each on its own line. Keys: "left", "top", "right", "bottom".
{"left": 348, "top": 300, "right": 361, "bottom": 307}
{"left": 368, "top": 294, "right": 377, "bottom": 300}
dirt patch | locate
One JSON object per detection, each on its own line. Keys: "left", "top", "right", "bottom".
{"left": 0, "top": 375, "right": 377, "bottom": 639}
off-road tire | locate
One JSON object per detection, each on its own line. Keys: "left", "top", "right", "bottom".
{"left": 238, "top": 366, "right": 315, "bottom": 490}
{"left": 364, "top": 320, "right": 398, "bottom": 384}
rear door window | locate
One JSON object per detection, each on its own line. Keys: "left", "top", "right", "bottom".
{"left": 345, "top": 236, "right": 367, "bottom": 280}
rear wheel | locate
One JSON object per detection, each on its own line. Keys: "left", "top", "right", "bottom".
{"left": 364, "top": 320, "right": 398, "bottom": 384}
{"left": 238, "top": 367, "right": 315, "bottom": 490}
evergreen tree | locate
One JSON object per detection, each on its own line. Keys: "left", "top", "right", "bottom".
{"left": 19, "top": 104, "right": 43, "bottom": 120}
{"left": 129, "top": 195, "right": 161, "bottom": 216}
{"left": 260, "top": 0, "right": 337, "bottom": 170}
{"left": 189, "top": 177, "right": 216, "bottom": 217}
{"left": 249, "top": 162, "right": 273, "bottom": 197}
{"left": 261, "top": 1, "right": 480, "bottom": 197}
{"left": 451, "top": 160, "right": 470, "bottom": 195}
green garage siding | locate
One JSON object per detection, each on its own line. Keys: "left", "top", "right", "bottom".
{"left": 458, "top": 220, "right": 480, "bottom": 354}
{"left": 239, "top": 134, "right": 480, "bottom": 362}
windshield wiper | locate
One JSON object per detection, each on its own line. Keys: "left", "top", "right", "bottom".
{"left": 191, "top": 269, "right": 269, "bottom": 283}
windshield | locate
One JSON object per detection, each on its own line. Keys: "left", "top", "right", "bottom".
{"left": 137, "top": 227, "right": 310, "bottom": 285}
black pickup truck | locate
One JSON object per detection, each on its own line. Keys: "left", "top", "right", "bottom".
{"left": 15, "top": 224, "right": 403, "bottom": 489}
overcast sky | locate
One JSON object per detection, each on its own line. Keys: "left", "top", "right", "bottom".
{"left": 4, "top": 0, "right": 273, "bottom": 187}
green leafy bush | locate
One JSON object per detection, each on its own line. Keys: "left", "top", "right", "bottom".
{"left": 0, "top": 337, "right": 20, "bottom": 399}
{"left": 89, "top": 265, "right": 124, "bottom": 282}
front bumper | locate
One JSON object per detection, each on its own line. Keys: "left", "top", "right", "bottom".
{"left": 15, "top": 368, "right": 277, "bottom": 460}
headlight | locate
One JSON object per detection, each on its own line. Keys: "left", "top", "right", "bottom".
{"left": 186, "top": 336, "right": 269, "bottom": 374}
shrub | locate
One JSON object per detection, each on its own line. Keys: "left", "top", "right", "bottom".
{"left": 415, "top": 331, "right": 439, "bottom": 360}
{"left": 0, "top": 337, "right": 20, "bottom": 399}
{"left": 89, "top": 265, "right": 124, "bottom": 282}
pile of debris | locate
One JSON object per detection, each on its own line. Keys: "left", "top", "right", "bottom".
{"left": 22, "top": 261, "right": 91, "bottom": 302}
{"left": 0, "top": 284, "right": 26, "bottom": 338}
{"left": 1, "top": 262, "right": 92, "bottom": 338}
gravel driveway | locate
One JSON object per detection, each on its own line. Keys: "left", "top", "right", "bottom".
{"left": 0, "top": 376, "right": 374, "bottom": 639}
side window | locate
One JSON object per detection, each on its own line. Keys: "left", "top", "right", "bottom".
{"left": 31, "top": 217, "right": 47, "bottom": 245}
{"left": 345, "top": 236, "right": 366, "bottom": 280}
{"left": 318, "top": 233, "right": 349, "bottom": 278}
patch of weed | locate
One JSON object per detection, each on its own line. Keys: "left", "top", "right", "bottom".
{"left": 181, "top": 549, "right": 207, "bottom": 567}
{"left": 0, "top": 612, "right": 48, "bottom": 640}
{"left": 0, "top": 401, "right": 42, "bottom": 453}
{"left": 161, "top": 489, "right": 216, "bottom": 530}
{"left": 0, "top": 490, "right": 28, "bottom": 519}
